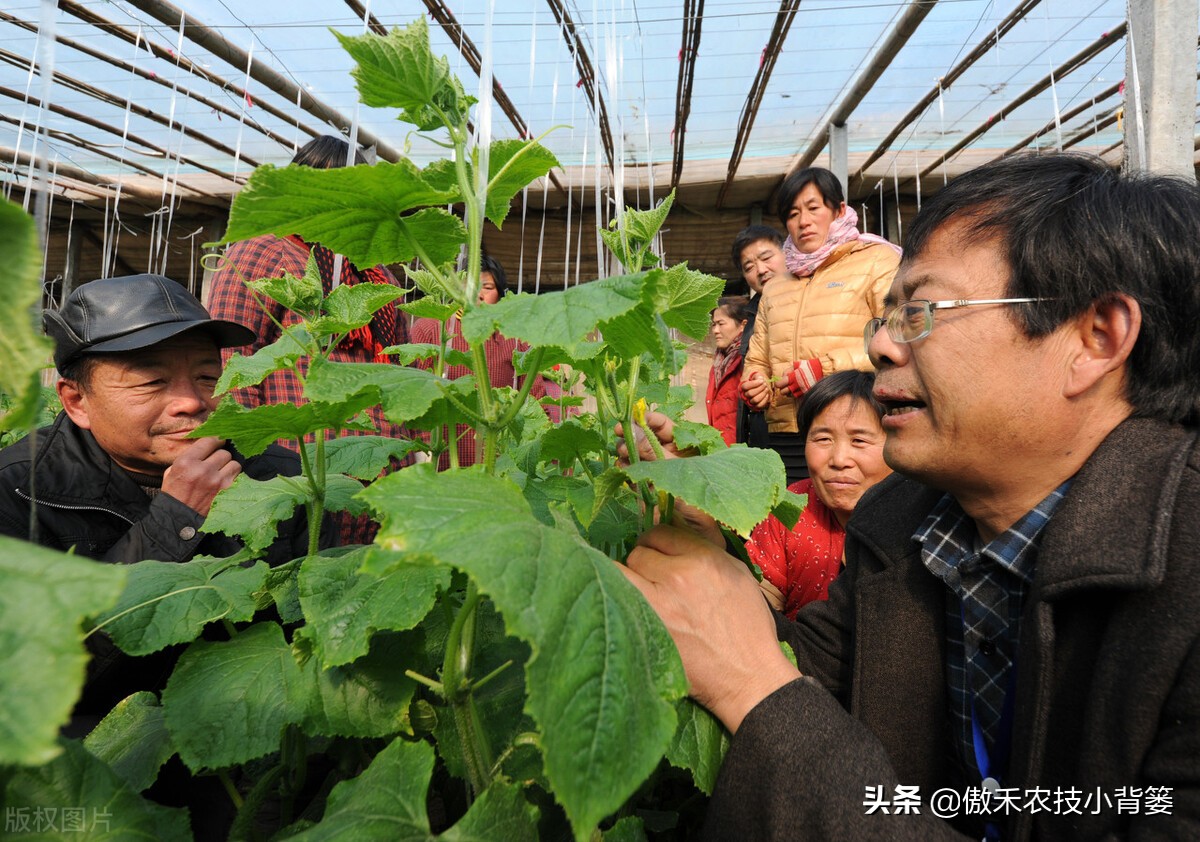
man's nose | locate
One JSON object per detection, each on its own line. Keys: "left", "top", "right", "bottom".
{"left": 867, "top": 323, "right": 909, "bottom": 371}
{"left": 166, "top": 378, "right": 212, "bottom": 414}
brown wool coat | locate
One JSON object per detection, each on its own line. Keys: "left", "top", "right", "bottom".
{"left": 704, "top": 417, "right": 1200, "bottom": 840}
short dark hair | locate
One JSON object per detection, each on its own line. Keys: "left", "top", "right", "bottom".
{"left": 797, "top": 370, "right": 883, "bottom": 440}
{"left": 291, "top": 135, "right": 366, "bottom": 170}
{"left": 480, "top": 254, "right": 509, "bottom": 297}
{"left": 713, "top": 295, "right": 753, "bottom": 324}
{"left": 731, "top": 225, "right": 786, "bottom": 274}
{"left": 776, "top": 167, "right": 845, "bottom": 227}
{"left": 905, "top": 152, "right": 1200, "bottom": 424}
{"left": 57, "top": 355, "right": 101, "bottom": 391}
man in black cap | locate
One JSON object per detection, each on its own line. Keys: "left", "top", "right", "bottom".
{"left": 0, "top": 274, "right": 312, "bottom": 565}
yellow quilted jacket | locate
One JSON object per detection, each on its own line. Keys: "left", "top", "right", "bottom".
{"left": 742, "top": 240, "right": 898, "bottom": 432}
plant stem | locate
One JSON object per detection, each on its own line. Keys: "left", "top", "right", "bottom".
{"left": 218, "top": 770, "right": 244, "bottom": 811}
{"left": 441, "top": 582, "right": 493, "bottom": 797}
{"left": 297, "top": 438, "right": 325, "bottom": 557}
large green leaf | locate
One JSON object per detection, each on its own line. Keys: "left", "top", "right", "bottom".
{"left": 622, "top": 447, "right": 789, "bottom": 535}
{"left": 293, "top": 629, "right": 417, "bottom": 739}
{"left": 0, "top": 540, "right": 126, "bottom": 766}
{"left": 246, "top": 253, "right": 324, "bottom": 314}
{"left": 305, "top": 435, "right": 420, "bottom": 481}
{"left": 282, "top": 738, "right": 537, "bottom": 842}
{"left": 4, "top": 739, "right": 190, "bottom": 840}
{"left": 303, "top": 356, "right": 451, "bottom": 425}
{"left": 83, "top": 692, "right": 175, "bottom": 792}
{"left": 537, "top": 419, "right": 608, "bottom": 469}
{"left": 361, "top": 468, "right": 687, "bottom": 840}
{"left": 334, "top": 18, "right": 474, "bottom": 132}
{"left": 162, "top": 622, "right": 306, "bottom": 771}
{"left": 310, "top": 282, "right": 404, "bottom": 337}
{"left": 298, "top": 546, "right": 447, "bottom": 667}
{"left": 484, "top": 140, "right": 559, "bottom": 227}
{"left": 196, "top": 396, "right": 378, "bottom": 456}
{"left": 665, "top": 699, "right": 729, "bottom": 796}
{"left": 656, "top": 262, "right": 726, "bottom": 341}
{"left": 222, "top": 161, "right": 463, "bottom": 270}
{"left": 460, "top": 273, "right": 654, "bottom": 355}
{"left": 0, "top": 199, "right": 52, "bottom": 436}
{"left": 205, "top": 474, "right": 310, "bottom": 554}
{"left": 92, "top": 556, "right": 267, "bottom": 656}
{"left": 215, "top": 325, "right": 311, "bottom": 396}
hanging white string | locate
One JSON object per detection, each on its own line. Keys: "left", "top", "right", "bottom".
{"left": 891, "top": 158, "right": 901, "bottom": 242}
{"left": 155, "top": 12, "right": 189, "bottom": 275}
{"left": 1048, "top": 65, "right": 1063, "bottom": 151}
{"left": 331, "top": 0, "right": 374, "bottom": 290}
{"left": 231, "top": 41, "right": 254, "bottom": 185}
{"left": 517, "top": 5, "right": 539, "bottom": 293}
{"left": 937, "top": 81, "right": 948, "bottom": 185}
{"left": 914, "top": 151, "right": 921, "bottom": 212}
{"left": 471, "top": 0, "right": 496, "bottom": 305}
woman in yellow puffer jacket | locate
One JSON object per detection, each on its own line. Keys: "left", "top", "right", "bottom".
{"left": 741, "top": 167, "right": 899, "bottom": 484}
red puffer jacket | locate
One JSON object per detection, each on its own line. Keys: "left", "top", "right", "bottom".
{"left": 706, "top": 349, "right": 744, "bottom": 446}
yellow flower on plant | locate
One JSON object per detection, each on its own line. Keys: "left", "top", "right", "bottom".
{"left": 632, "top": 397, "right": 648, "bottom": 427}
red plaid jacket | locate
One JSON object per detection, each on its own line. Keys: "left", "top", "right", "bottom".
{"left": 207, "top": 234, "right": 412, "bottom": 545}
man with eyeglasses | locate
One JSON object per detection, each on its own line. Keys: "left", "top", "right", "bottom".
{"left": 623, "top": 153, "right": 1200, "bottom": 840}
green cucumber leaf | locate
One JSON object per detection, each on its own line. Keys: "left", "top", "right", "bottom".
{"left": 303, "top": 356, "right": 449, "bottom": 425}
{"left": 361, "top": 468, "right": 687, "bottom": 840}
{"left": 83, "top": 692, "right": 175, "bottom": 793}
{"left": 282, "top": 738, "right": 536, "bottom": 841}
{"left": 246, "top": 254, "right": 323, "bottom": 315}
{"left": 671, "top": 419, "right": 728, "bottom": 454}
{"left": 0, "top": 199, "right": 52, "bottom": 436}
{"left": 0, "top": 540, "right": 126, "bottom": 766}
{"left": 162, "top": 622, "right": 305, "bottom": 771}
{"left": 293, "top": 629, "right": 417, "bottom": 739}
{"left": 334, "top": 18, "right": 474, "bottom": 131}
{"left": 298, "top": 546, "right": 447, "bottom": 667}
{"left": 215, "top": 324, "right": 312, "bottom": 396}
{"left": 305, "top": 434, "right": 420, "bottom": 481}
{"left": 196, "top": 396, "right": 378, "bottom": 456}
{"left": 4, "top": 739, "right": 190, "bottom": 839}
{"left": 485, "top": 140, "right": 559, "bottom": 227}
{"left": 770, "top": 490, "right": 809, "bottom": 531}
{"left": 622, "top": 446, "right": 789, "bottom": 535}
{"left": 92, "top": 555, "right": 267, "bottom": 656}
{"left": 222, "top": 160, "right": 463, "bottom": 269}
{"left": 656, "top": 262, "right": 726, "bottom": 341}
{"left": 310, "top": 282, "right": 404, "bottom": 337}
{"left": 205, "top": 474, "right": 310, "bottom": 554}
{"left": 665, "top": 698, "right": 729, "bottom": 796}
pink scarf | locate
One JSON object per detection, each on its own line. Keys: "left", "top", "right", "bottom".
{"left": 783, "top": 205, "right": 901, "bottom": 277}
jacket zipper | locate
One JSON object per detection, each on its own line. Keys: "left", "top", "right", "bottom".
{"left": 15, "top": 488, "right": 135, "bottom": 525}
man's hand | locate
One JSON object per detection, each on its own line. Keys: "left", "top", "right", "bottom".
{"left": 614, "top": 410, "right": 682, "bottom": 465}
{"left": 741, "top": 371, "right": 772, "bottom": 410}
{"left": 162, "top": 437, "right": 242, "bottom": 517}
{"left": 622, "top": 525, "right": 801, "bottom": 733}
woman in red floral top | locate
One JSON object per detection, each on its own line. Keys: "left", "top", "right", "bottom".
{"left": 746, "top": 370, "right": 891, "bottom": 618}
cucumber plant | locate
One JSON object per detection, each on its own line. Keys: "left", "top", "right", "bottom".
{"left": 0, "top": 19, "right": 802, "bottom": 841}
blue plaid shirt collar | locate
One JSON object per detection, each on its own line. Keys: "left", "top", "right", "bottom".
{"left": 913, "top": 481, "right": 1072, "bottom": 785}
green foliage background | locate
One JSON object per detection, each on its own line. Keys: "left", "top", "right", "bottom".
{"left": 0, "top": 18, "right": 797, "bottom": 841}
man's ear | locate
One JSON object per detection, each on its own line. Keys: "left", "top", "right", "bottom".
{"left": 57, "top": 378, "right": 93, "bottom": 430}
{"left": 1063, "top": 293, "right": 1140, "bottom": 399}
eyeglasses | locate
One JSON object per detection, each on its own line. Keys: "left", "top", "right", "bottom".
{"left": 863, "top": 298, "right": 1049, "bottom": 352}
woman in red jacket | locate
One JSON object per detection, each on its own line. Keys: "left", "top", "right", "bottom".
{"left": 746, "top": 369, "right": 892, "bottom": 617}
{"left": 706, "top": 296, "right": 752, "bottom": 446}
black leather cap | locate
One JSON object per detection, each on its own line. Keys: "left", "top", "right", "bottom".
{"left": 44, "top": 274, "right": 256, "bottom": 371}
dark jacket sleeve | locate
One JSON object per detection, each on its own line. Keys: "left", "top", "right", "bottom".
{"left": 101, "top": 493, "right": 207, "bottom": 564}
{"left": 703, "top": 676, "right": 970, "bottom": 841}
